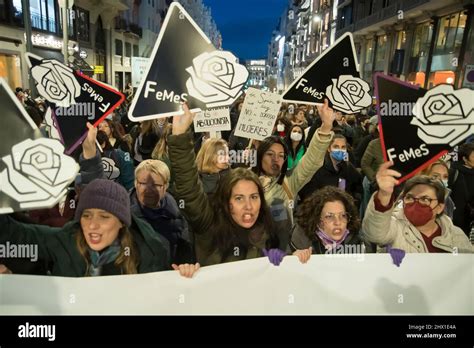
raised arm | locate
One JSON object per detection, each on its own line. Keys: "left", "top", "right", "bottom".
{"left": 287, "top": 99, "right": 334, "bottom": 195}
{"left": 361, "top": 161, "right": 401, "bottom": 245}
{"left": 167, "top": 104, "right": 215, "bottom": 234}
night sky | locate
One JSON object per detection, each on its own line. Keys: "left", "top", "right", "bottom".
{"left": 203, "top": 0, "right": 289, "bottom": 61}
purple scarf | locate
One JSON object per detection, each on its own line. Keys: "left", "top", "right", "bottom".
{"left": 316, "top": 228, "right": 350, "bottom": 250}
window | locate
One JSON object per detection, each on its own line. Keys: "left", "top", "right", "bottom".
{"left": 407, "top": 22, "right": 433, "bottom": 86}
{"left": 115, "top": 39, "right": 123, "bottom": 56}
{"left": 428, "top": 11, "right": 467, "bottom": 87}
{"left": 75, "top": 7, "right": 90, "bottom": 42}
{"left": 125, "top": 42, "right": 131, "bottom": 57}
{"left": 30, "top": 0, "right": 57, "bottom": 33}
{"left": 374, "top": 35, "right": 387, "bottom": 71}
{"left": 133, "top": 45, "right": 139, "bottom": 56}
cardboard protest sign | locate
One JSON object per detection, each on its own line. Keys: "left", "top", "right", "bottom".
{"left": 233, "top": 88, "right": 282, "bottom": 141}
{"left": 374, "top": 73, "right": 474, "bottom": 182}
{"left": 26, "top": 53, "right": 125, "bottom": 155}
{"left": 282, "top": 33, "right": 371, "bottom": 114}
{"left": 193, "top": 108, "right": 231, "bottom": 133}
{"left": 128, "top": 2, "right": 248, "bottom": 121}
{"left": 0, "top": 78, "right": 79, "bottom": 214}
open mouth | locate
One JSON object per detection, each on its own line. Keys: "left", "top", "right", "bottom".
{"left": 242, "top": 213, "right": 254, "bottom": 224}
{"left": 89, "top": 233, "right": 102, "bottom": 244}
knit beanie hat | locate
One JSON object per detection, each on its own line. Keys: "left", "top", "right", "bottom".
{"left": 75, "top": 179, "right": 131, "bottom": 226}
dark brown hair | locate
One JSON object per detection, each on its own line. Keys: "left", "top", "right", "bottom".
{"left": 295, "top": 186, "right": 361, "bottom": 241}
{"left": 401, "top": 175, "right": 446, "bottom": 204}
{"left": 212, "top": 168, "right": 278, "bottom": 261}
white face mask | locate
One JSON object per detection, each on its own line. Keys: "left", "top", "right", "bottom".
{"left": 277, "top": 124, "right": 285, "bottom": 132}
{"left": 442, "top": 179, "right": 449, "bottom": 188}
{"left": 288, "top": 106, "right": 294, "bottom": 114}
{"left": 290, "top": 132, "right": 302, "bottom": 141}
{"left": 309, "top": 109, "right": 314, "bottom": 115}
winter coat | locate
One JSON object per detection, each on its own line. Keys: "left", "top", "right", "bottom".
{"left": 260, "top": 129, "right": 333, "bottom": 249}
{"left": 450, "top": 163, "right": 474, "bottom": 235}
{"left": 200, "top": 168, "right": 230, "bottom": 195}
{"left": 298, "top": 152, "right": 363, "bottom": 202}
{"left": 130, "top": 189, "right": 194, "bottom": 264}
{"left": 130, "top": 125, "right": 160, "bottom": 161}
{"left": 361, "top": 193, "right": 473, "bottom": 253}
{"left": 0, "top": 214, "right": 171, "bottom": 277}
{"left": 167, "top": 132, "right": 272, "bottom": 266}
{"left": 361, "top": 138, "right": 383, "bottom": 182}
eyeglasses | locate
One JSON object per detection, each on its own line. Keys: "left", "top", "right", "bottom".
{"left": 137, "top": 182, "right": 165, "bottom": 190}
{"left": 403, "top": 194, "right": 437, "bottom": 206}
{"left": 265, "top": 151, "right": 287, "bottom": 161}
{"left": 321, "top": 212, "right": 351, "bottom": 223}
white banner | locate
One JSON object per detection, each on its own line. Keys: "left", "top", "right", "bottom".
{"left": 234, "top": 88, "right": 281, "bottom": 141}
{"left": 0, "top": 254, "right": 472, "bottom": 315}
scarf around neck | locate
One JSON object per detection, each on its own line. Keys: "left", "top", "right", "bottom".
{"left": 316, "top": 228, "right": 350, "bottom": 250}
{"left": 87, "top": 239, "right": 121, "bottom": 276}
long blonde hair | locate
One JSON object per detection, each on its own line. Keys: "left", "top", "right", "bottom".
{"left": 75, "top": 226, "right": 139, "bottom": 275}
{"left": 196, "top": 138, "right": 228, "bottom": 174}
{"left": 152, "top": 124, "right": 172, "bottom": 160}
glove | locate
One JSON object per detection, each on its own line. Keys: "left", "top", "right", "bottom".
{"left": 386, "top": 245, "right": 405, "bottom": 267}
{"left": 263, "top": 248, "right": 286, "bottom": 266}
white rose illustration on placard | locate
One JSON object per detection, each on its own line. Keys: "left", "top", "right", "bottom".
{"left": 0, "top": 138, "right": 79, "bottom": 209}
{"left": 31, "top": 59, "right": 81, "bottom": 107}
{"left": 325, "top": 75, "right": 372, "bottom": 114}
{"left": 185, "top": 50, "right": 249, "bottom": 108}
{"left": 102, "top": 157, "right": 120, "bottom": 180}
{"left": 411, "top": 84, "right": 474, "bottom": 146}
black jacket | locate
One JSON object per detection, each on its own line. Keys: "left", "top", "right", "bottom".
{"left": 298, "top": 152, "right": 363, "bottom": 203}
{"left": 130, "top": 189, "right": 195, "bottom": 264}
{"left": 451, "top": 163, "right": 474, "bottom": 235}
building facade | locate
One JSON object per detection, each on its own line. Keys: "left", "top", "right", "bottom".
{"left": 335, "top": 0, "right": 474, "bottom": 89}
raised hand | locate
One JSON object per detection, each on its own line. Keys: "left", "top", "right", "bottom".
{"left": 375, "top": 161, "right": 401, "bottom": 206}
{"left": 172, "top": 262, "right": 200, "bottom": 278}
{"left": 172, "top": 103, "right": 195, "bottom": 136}
{"left": 82, "top": 122, "right": 98, "bottom": 160}
{"left": 317, "top": 98, "right": 335, "bottom": 133}
{"left": 293, "top": 247, "right": 312, "bottom": 264}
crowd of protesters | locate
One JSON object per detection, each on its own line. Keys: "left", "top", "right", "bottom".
{"left": 0, "top": 86, "right": 472, "bottom": 277}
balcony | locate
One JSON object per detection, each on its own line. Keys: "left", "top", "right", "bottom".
{"left": 335, "top": 23, "right": 354, "bottom": 39}
{"left": 115, "top": 17, "right": 127, "bottom": 32}
{"left": 115, "top": 17, "right": 142, "bottom": 38}
{"left": 128, "top": 23, "right": 142, "bottom": 38}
